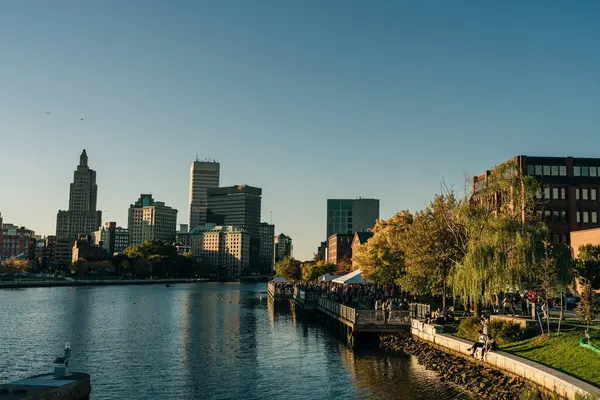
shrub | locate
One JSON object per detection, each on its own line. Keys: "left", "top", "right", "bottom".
{"left": 457, "top": 317, "right": 482, "bottom": 341}
{"left": 490, "top": 320, "right": 537, "bottom": 344}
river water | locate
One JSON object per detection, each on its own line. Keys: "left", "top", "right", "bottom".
{"left": 0, "top": 282, "right": 469, "bottom": 399}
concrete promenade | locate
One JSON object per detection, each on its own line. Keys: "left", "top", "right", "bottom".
{"left": 411, "top": 320, "right": 600, "bottom": 400}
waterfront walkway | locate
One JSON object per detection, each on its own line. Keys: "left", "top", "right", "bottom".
{"left": 0, "top": 278, "right": 205, "bottom": 289}
{"left": 268, "top": 282, "right": 414, "bottom": 346}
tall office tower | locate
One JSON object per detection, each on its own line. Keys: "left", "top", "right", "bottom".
{"left": 326, "top": 198, "right": 379, "bottom": 239}
{"left": 188, "top": 159, "right": 220, "bottom": 231}
{"left": 55, "top": 150, "right": 102, "bottom": 264}
{"left": 128, "top": 194, "right": 178, "bottom": 246}
{"left": 207, "top": 185, "right": 262, "bottom": 267}
{"left": 274, "top": 233, "right": 293, "bottom": 263}
{"left": 259, "top": 222, "right": 275, "bottom": 272}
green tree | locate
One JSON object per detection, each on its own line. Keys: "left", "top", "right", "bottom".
{"left": 275, "top": 257, "right": 302, "bottom": 281}
{"left": 450, "top": 159, "right": 547, "bottom": 316}
{"left": 402, "top": 193, "right": 463, "bottom": 309}
{"left": 532, "top": 242, "right": 573, "bottom": 335}
{"left": 301, "top": 260, "right": 336, "bottom": 281}
{"left": 574, "top": 245, "right": 600, "bottom": 333}
{"left": 352, "top": 211, "right": 413, "bottom": 284}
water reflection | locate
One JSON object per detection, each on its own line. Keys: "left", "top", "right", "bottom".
{"left": 1, "top": 283, "right": 469, "bottom": 400}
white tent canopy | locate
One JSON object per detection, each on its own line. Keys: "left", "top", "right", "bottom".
{"left": 318, "top": 273, "right": 340, "bottom": 282}
{"left": 272, "top": 276, "right": 288, "bottom": 283}
{"left": 331, "top": 269, "right": 371, "bottom": 284}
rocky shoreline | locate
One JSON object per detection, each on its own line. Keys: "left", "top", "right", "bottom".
{"left": 379, "top": 333, "right": 539, "bottom": 400}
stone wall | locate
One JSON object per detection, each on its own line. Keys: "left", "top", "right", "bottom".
{"left": 411, "top": 320, "right": 600, "bottom": 400}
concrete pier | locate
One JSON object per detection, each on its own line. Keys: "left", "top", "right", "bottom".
{"left": 0, "top": 372, "right": 91, "bottom": 400}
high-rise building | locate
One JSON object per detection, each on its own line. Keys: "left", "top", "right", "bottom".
{"left": 55, "top": 150, "right": 102, "bottom": 264}
{"left": 326, "top": 198, "right": 379, "bottom": 239}
{"left": 92, "top": 222, "right": 129, "bottom": 256}
{"left": 177, "top": 223, "right": 250, "bottom": 278}
{"left": 178, "top": 224, "right": 189, "bottom": 233}
{"left": 473, "top": 155, "right": 600, "bottom": 244}
{"left": 207, "top": 185, "right": 262, "bottom": 267}
{"left": 128, "top": 194, "right": 177, "bottom": 246}
{"left": 274, "top": 233, "right": 293, "bottom": 263}
{"left": 188, "top": 160, "right": 220, "bottom": 231}
{"left": 259, "top": 222, "right": 275, "bottom": 271}
{"left": 0, "top": 213, "right": 36, "bottom": 260}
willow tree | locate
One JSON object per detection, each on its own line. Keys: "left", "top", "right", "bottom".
{"left": 352, "top": 210, "right": 413, "bottom": 285}
{"left": 449, "top": 159, "right": 548, "bottom": 315}
{"left": 401, "top": 193, "right": 463, "bottom": 309}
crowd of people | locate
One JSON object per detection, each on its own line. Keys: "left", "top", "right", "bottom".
{"left": 271, "top": 280, "right": 410, "bottom": 310}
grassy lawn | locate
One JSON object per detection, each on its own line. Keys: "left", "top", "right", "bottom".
{"left": 501, "top": 327, "right": 600, "bottom": 387}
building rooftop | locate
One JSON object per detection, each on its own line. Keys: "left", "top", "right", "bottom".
{"left": 207, "top": 185, "right": 262, "bottom": 196}
{"left": 354, "top": 231, "right": 374, "bottom": 244}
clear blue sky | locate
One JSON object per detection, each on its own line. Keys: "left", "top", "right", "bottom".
{"left": 1, "top": 1, "right": 600, "bottom": 260}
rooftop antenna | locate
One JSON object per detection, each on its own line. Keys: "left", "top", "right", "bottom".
{"left": 196, "top": 154, "right": 199, "bottom": 162}
{"left": 270, "top": 210, "right": 273, "bottom": 225}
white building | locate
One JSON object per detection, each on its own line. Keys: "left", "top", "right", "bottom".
{"left": 128, "top": 194, "right": 177, "bottom": 246}
{"left": 178, "top": 224, "right": 249, "bottom": 278}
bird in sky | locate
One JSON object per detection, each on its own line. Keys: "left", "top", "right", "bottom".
{"left": 44, "top": 112, "right": 51, "bottom": 115}
{"left": 80, "top": 117, "right": 84, "bottom": 121}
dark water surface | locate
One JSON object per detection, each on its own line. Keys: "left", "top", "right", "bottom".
{"left": 0, "top": 282, "right": 470, "bottom": 399}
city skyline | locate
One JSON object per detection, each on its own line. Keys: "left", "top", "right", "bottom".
{"left": 2, "top": 1, "right": 600, "bottom": 260}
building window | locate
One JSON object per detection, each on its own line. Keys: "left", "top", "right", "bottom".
{"left": 582, "top": 166, "right": 590, "bottom": 177}
{"left": 544, "top": 210, "right": 551, "bottom": 222}
{"left": 576, "top": 188, "right": 580, "bottom": 200}
{"left": 552, "top": 188, "right": 559, "bottom": 200}
{"left": 593, "top": 212, "right": 598, "bottom": 224}
{"left": 559, "top": 166, "right": 567, "bottom": 176}
{"left": 577, "top": 211, "right": 581, "bottom": 223}
{"left": 561, "top": 188, "right": 566, "bottom": 200}
{"left": 535, "top": 165, "right": 543, "bottom": 175}
{"left": 544, "top": 187, "right": 550, "bottom": 199}
{"left": 535, "top": 188, "right": 542, "bottom": 199}
{"left": 527, "top": 165, "right": 534, "bottom": 175}
{"left": 584, "top": 211, "right": 590, "bottom": 223}
{"left": 551, "top": 166, "right": 559, "bottom": 176}
{"left": 553, "top": 210, "right": 560, "bottom": 223}
{"left": 561, "top": 210, "right": 568, "bottom": 223}
{"left": 543, "top": 165, "right": 550, "bottom": 176}
{"left": 583, "top": 189, "right": 589, "bottom": 200}
{"left": 574, "top": 166, "right": 581, "bottom": 176}
{"left": 591, "top": 167, "right": 598, "bottom": 178}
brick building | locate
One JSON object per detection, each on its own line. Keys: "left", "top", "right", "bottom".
{"left": 473, "top": 155, "right": 600, "bottom": 244}
{"left": 327, "top": 233, "right": 354, "bottom": 266}
{"left": 0, "top": 213, "right": 35, "bottom": 260}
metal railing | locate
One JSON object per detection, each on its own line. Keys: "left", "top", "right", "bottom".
{"left": 318, "top": 297, "right": 357, "bottom": 323}
{"left": 409, "top": 303, "right": 431, "bottom": 319}
{"left": 268, "top": 282, "right": 292, "bottom": 297}
{"left": 355, "top": 310, "right": 411, "bottom": 324}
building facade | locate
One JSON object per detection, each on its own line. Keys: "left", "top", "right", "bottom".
{"left": 207, "top": 185, "right": 262, "bottom": 267}
{"left": 351, "top": 232, "right": 373, "bottom": 269}
{"left": 55, "top": 150, "right": 102, "bottom": 264}
{"left": 473, "top": 155, "right": 600, "bottom": 244}
{"left": 177, "top": 223, "right": 250, "bottom": 278}
{"left": 316, "top": 241, "right": 328, "bottom": 261}
{"left": 259, "top": 223, "right": 275, "bottom": 272}
{"left": 92, "top": 222, "right": 130, "bottom": 256}
{"left": 274, "top": 233, "right": 293, "bottom": 263}
{"left": 326, "top": 198, "right": 379, "bottom": 239}
{"left": 327, "top": 233, "right": 354, "bottom": 266}
{"left": 72, "top": 235, "right": 107, "bottom": 263}
{"left": 128, "top": 194, "right": 177, "bottom": 246}
{"left": 188, "top": 160, "right": 220, "bottom": 231}
{"left": 0, "top": 213, "right": 36, "bottom": 260}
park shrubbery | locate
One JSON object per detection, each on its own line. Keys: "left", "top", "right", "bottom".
{"left": 457, "top": 317, "right": 536, "bottom": 344}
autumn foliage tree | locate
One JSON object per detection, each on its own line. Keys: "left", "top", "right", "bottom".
{"left": 275, "top": 257, "right": 302, "bottom": 281}
{"left": 301, "top": 260, "right": 336, "bottom": 282}
{"left": 352, "top": 211, "right": 413, "bottom": 285}
{"left": 402, "top": 193, "right": 463, "bottom": 309}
